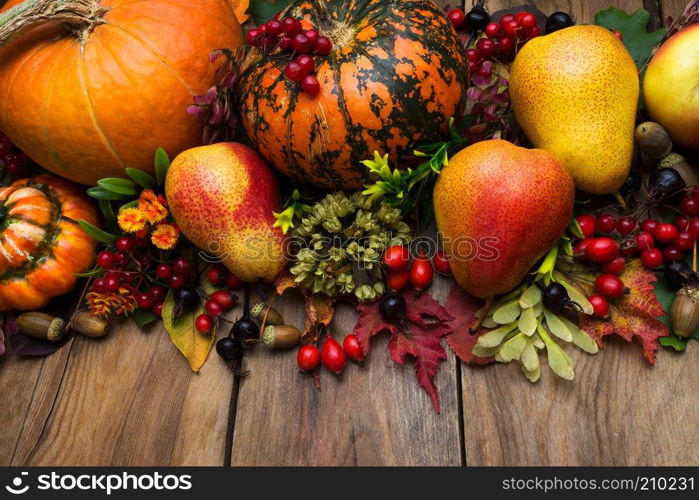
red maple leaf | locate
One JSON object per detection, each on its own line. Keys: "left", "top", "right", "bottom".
{"left": 578, "top": 260, "right": 669, "bottom": 364}
{"left": 444, "top": 283, "right": 495, "bottom": 365}
{"left": 353, "top": 290, "right": 453, "bottom": 413}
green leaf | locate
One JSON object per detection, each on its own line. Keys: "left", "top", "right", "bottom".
{"left": 499, "top": 332, "right": 528, "bottom": 362}
{"left": 154, "top": 147, "right": 170, "bottom": 186}
{"left": 594, "top": 7, "right": 666, "bottom": 69}
{"left": 97, "top": 178, "right": 138, "bottom": 196}
{"left": 560, "top": 316, "right": 599, "bottom": 354}
{"left": 538, "top": 325, "right": 574, "bottom": 380}
{"left": 125, "top": 168, "right": 157, "bottom": 189}
{"left": 476, "top": 322, "right": 517, "bottom": 348}
{"left": 492, "top": 299, "right": 522, "bottom": 324}
{"left": 543, "top": 308, "right": 573, "bottom": 342}
{"left": 521, "top": 340, "right": 539, "bottom": 373}
{"left": 519, "top": 285, "right": 542, "bottom": 308}
{"left": 659, "top": 335, "right": 688, "bottom": 351}
{"left": 133, "top": 308, "right": 159, "bottom": 329}
{"left": 98, "top": 199, "right": 116, "bottom": 222}
{"left": 554, "top": 273, "right": 594, "bottom": 315}
{"left": 249, "top": 0, "right": 293, "bottom": 25}
{"left": 73, "top": 268, "right": 104, "bottom": 278}
{"left": 87, "top": 186, "right": 127, "bottom": 201}
{"left": 568, "top": 218, "right": 585, "bottom": 240}
{"left": 78, "top": 220, "right": 116, "bottom": 244}
{"left": 518, "top": 307, "right": 538, "bottom": 336}
{"left": 162, "top": 289, "right": 214, "bottom": 372}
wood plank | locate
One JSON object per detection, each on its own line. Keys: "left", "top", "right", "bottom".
{"left": 12, "top": 319, "right": 233, "bottom": 466}
{"left": 231, "top": 275, "right": 462, "bottom": 466}
{"left": 485, "top": 0, "right": 645, "bottom": 22}
{"left": 661, "top": 0, "right": 695, "bottom": 20}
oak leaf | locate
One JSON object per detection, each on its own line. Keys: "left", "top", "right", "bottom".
{"left": 275, "top": 270, "right": 334, "bottom": 342}
{"left": 162, "top": 289, "right": 214, "bottom": 372}
{"left": 444, "top": 283, "right": 495, "bottom": 365}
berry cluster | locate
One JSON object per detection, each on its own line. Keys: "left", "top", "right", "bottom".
{"left": 194, "top": 264, "right": 244, "bottom": 334}
{"left": 382, "top": 245, "right": 449, "bottom": 292}
{"left": 296, "top": 334, "right": 364, "bottom": 374}
{"left": 246, "top": 13, "right": 333, "bottom": 96}
{"left": 0, "top": 132, "right": 36, "bottom": 181}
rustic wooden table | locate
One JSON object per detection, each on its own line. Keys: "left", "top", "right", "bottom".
{"left": 1, "top": 0, "right": 697, "bottom": 466}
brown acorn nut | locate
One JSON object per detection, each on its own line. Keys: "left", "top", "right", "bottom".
{"left": 670, "top": 286, "right": 699, "bottom": 338}
{"left": 635, "top": 122, "right": 672, "bottom": 159}
{"left": 659, "top": 153, "right": 698, "bottom": 187}
{"left": 262, "top": 325, "right": 301, "bottom": 349}
{"left": 71, "top": 311, "right": 109, "bottom": 338}
{"left": 250, "top": 300, "right": 284, "bottom": 325}
{"left": 16, "top": 313, "right": 66, "bottom": 342}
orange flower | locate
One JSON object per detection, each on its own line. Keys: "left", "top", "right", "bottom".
{"left": 86, "top": 286, "right": 136, "bottom": 317}
{"left": 139, "top": 189, "right": 168, "bottom": 224}
{"left": 118, "top": 207, "right": 147, "bottom": 233}
{"left": 151, "top": 223, "right": 179, "bottom": 250}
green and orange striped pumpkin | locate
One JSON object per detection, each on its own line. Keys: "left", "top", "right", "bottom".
{"left": 238, "top": 0, "right": 469, "bottom": 189}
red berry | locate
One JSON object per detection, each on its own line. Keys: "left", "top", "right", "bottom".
{"left": 601, "top": 256, "right": 626, "bottom": 275}
{"left": 410, "top": 255, "right": 433, "bottom": 290}
{"left": 246, "top": 29, "right": 260, "bottom": 46}
{"left": 150, "top": 286, "right": 166, "bottom": 302}
{"left": 597, "top": 214, "right": 617, "bottom": 233}
{"left": 476, "top": 38, "right": 496, "bottom": 57}
{"left": 321, "top": 336, "right": 346, "bottom": 374}
{"left": 169, "top": 274, "right": 186, "bottom": 289}
{"left": 640, "top": 248, "right": 663, "bottom": 269}
{"left": 122, "top": 270, "right": 138, "bottom": 284}
{"left": 113, "top": 252, "right": 126, "bottom": 267}
{"left": 205, "top": 299, "right": 223, "bottom": 317}
{"left": 594, "top": 274, "right": 626, "bottom": 299}
{"left": 692, "top": 187, "right": 699, "bottom": 201}
{"left": 612, "top": 29, "right": 623, "bottom": 41}
{"left": 282, "top": 17, "right": 301, "bottom": 35}
{"left": 257, "top": 23, "right": 269, "bottom": 36}
{"left": 136, "top": 291, "right": 154, "bottom": 309}
{"left": 195, "top": 314, "right": 213, "bottom": 334}
{"left": 151, "top": 301, "right": 164, "bottom": 317}
{"left": 267, "top": 20, "right": 283, "bottom": 36}
{"left": 576, "top": 214, "right": 596, "bottom": 239}
{"left": 573, "top": 238, "right": 592, "bottom": 260}
{"left": 210, "top": 290, "right": 236, "bottom": 311}
{"left": 303, "top": 29, "right": 319, "bottom": 46}
{"left": 226, "top": 274, "right": 245, "bottom": 290}
{"left": 691, "top": 218, "right": 699, "bottom": 238}
{"left": 96, "top": 251, "right": 114, "bottom": 269}
{"left": 641, "top": 218, "right": 658, "bottom": 233}
{"left": 297, "top": 344, "right": 321, "bottom": 371}
{"left": 285, "top": 61, "right": 304, "bottom": 82}
{"left": 477, "top": 64, "right": 491, "bottom": 77}
{"left": 520, "top": 12, "right": 537, "bottom": 29}
{"left": 292, "top": 33, "right": 312, "bottom": 53}
{"left": 104, "top": 275, "right": 120, "bottom": 293}
{"left": 383, "top": 245, "right": 410, "bottom": 272}
{"left": 279, "top": 35, "right": 293, "bottom": 51}
{"left": 499, "top": 14, "right": 516, "bottom": 26}
{"left": 115, "top": 236, "right": 134, "bottom": 252}
{"left": 484, "top": 22, "right": 500, "bottom": 38}
{"left": 501, "top": 19, "right": 520, "bottom": 38}
{"left": 662, "top": 246, "right": 684, "bottom": 262}
{"left": 207, "top": 265, "right": 227, "bottom": 286}
{"left": 136, "top": 254, "right": 150, "bottom": 270}
{"left": 584, "top": 237, "right": 619, "bottom": 263}
{"left": 301, "top": 74, "right": 320, "bottom": 96}
{"left": 386, "top": 270, "right": 409, "bottom": 291}
{"left": 343, "top": 334, "right": 364, "bottom": 363}
{"left": 635, "top": 232, "right": 654, "bottom": 250}
{"left": 466, "top": 48, "right": 479, "bottom": 62}
{"left": 620, "top": 240, "right": 639, "bottom": 257}
{"left": 523, "top": 25, "right": 541, "bottom": 38}
{"left": 433, "top": 250, "right": 451, "bottom": 275}
{"left": 295, "top": 54, "right": 315, "bottom": 74}
{"left": 314, "top": 36, "right": 332, "bottom": 55}
{"left": 172, "top": 258, "right": 193, "bottom": 277}
{"left": 616, "top": 216, "right": 637, "bottom": 236}
{"left": 468, "top": 60, "right": 479, "bottom": 73}
{"left": 0, "top": 135, "right": 11, "bottom": 157}
{"left": 497, "top": 36, "right": 514, "bottom": 54}
{"left": 680, "top": 197, "right": 699, "bottom": 217}
{"left": 447, "top": 8, "right": 466, "bottom": 29}
{"left": 674, "top": 231, "right": 695, "bottom": 251}
{"left": 676, "top": 215, "right": 691, "bottom": 232}
{"left": 156, "top": 264, "right": 172, "bottom": 279}
{"left": 589, "top": 294, "right": 609, "bottom": 318}
{"left": 92, "top": 278, "right": 107, "bottom": 294}
{"left": 654, "top": 223, "right": 679, "bottom": 244}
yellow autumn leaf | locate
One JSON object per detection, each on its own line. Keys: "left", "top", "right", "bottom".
{"left": 162, "top": 289, "right": 214, "bottom": 372}
{"left": 229, "top": 0, "right": 250, "bottom": 24}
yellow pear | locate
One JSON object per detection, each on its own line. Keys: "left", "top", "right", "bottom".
{"left": 509, "top": 25, "right": 639, "bottom": 195}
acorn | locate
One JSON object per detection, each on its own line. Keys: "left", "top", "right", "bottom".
{"left": 71, "top": 311, "right": 109, "bottom": 338}
{"left": 635, "top": 122, "right": 672, "bottom": 159}
{"left": 659, "top": 153, "right": 698, "bottom": 188}
{"left": 16, "top": 312, "right": 66, "bottom": 341}
{"left": 262, "top": 324, "right": 301, "bottom": 349}
{"left": 670, "top": 286, "right": 699, "bottom": 338}
{"left": 250, "top": 300, "right": 284, "bottom": 326}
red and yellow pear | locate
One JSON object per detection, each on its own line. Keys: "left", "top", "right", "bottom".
{"left": 165, "top": 143, "right": 287, "bottom": 282}
{"left": 433, "top": 140, "right": 574, "bottom": 299}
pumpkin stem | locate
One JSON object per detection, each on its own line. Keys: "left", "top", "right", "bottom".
{"left": 0, "top": 0, "right": 107, "bottom": 47}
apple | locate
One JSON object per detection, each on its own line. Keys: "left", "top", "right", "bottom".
{"left": 643, "top": 24, "right": 699, "bottom": 151}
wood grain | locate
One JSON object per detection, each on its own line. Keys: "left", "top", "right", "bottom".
{"left": 230, "top": 276, "right": 463, "bottom": 466}
{"left": 484, "top": 0, "right": 644, "bottom": 22}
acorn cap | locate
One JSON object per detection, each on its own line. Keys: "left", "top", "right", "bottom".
{"left": 262, "top": 325, "right": 276, "bottom": 348}
{"left": 659, "top": 152, "right": 685, "bottom": 169}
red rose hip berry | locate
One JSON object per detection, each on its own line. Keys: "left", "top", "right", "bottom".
{"left": 433, "top": 250, "right": 451, "bottom": 275}
{"left": 576, "top": 214, "right": 597, "bottom": 238}
{"left": 297, "top": 344, "right": 321, "bottom": 372}
{"left": 321, "top": 336, "right": 346, "bottom": 374}
{"left": 640, "top": 248, "right": 663, "bottom": 269}
{"left": 195, "top": 314, "right": 213, "bottom": 334}
{"left": 447, "top": 8, "right": 466, "bottom": 29}
{"left": 343, "top": 334, "right": 364, "bottom": 363}
{"left": 588, "top": 294, "right": 609, "bottom": 318}
{"left": 600, "top": 256, "right": 626, "bottom": 275}
{"left": 594, "top": 274, "right": 626, "bottom": 299}
{"left": 654, "top": 223, "right": 679, "bottom": 244}
{"left": 584, "top": 237, "right": 619, "bottom": 263}
{"left": 597, "top": 214, "right": 617, "bottom": 233}
{"left": 386, "top": 270, "right": 410, "bottom": 291}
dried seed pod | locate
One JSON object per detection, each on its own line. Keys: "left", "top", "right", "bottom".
{"left": 16, "top": 312, "right": 65, "bottom": 342}
{"left": 250, "top": 301, "right": 284, "bottom": 325}
{"left": 659, "top": 153, "right": 698, "bottom": 187}
{"left": 71, "top": 311, "right": 109, "bottom": 338}
{"left": 262, "top": 324, "right": 301, "bottom": 349}
{"left": 671, "top": 286, "right": 699, "bottom": 338}
{"left": 635, "top": 122, "right": 672, "bottom": 159}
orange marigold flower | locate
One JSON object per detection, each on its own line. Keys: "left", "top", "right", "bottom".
{"left": 151, "top": 223, "right": 179, "bottom": 250}
{"left": 139, "top": 189, "right": 168, "bottom": 224}
{"left": 118, "top": 207, "right": 147, "bottom": 233}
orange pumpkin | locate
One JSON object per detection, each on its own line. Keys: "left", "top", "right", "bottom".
{"left": 0, "top": 174, "right": 98, "bottom": 311}
{"left": 0, "top": 0, "right": 246, "bottom": 185}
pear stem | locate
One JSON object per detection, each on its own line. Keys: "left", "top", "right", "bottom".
{"left": 470, "top": 296, "right": 494, "bottom": 334}
{"left": 612, "top": 191, "right": 627, "bottom": 209}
